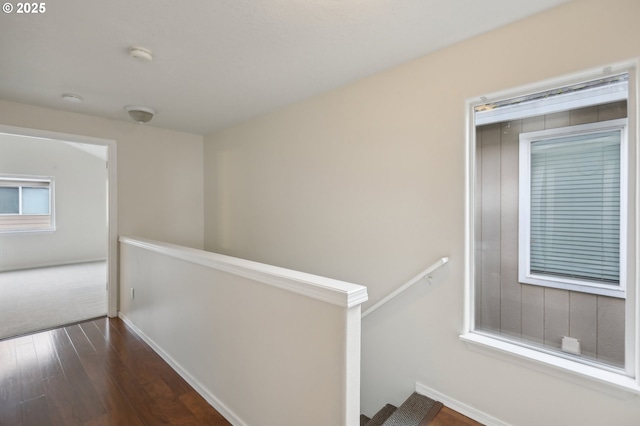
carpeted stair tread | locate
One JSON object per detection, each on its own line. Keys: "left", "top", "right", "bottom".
{"left": 381, "top": 392, "right": 440, "bottom": 426}
{"left": 361, "top": 414, "right": 371, "bottom": 426}
{"left": 365, "top": 403, "right": 397, "bottom": 426}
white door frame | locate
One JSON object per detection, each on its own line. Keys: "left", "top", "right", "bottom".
{"left": 0, "top": 124, "right": 118, "bottom": 317}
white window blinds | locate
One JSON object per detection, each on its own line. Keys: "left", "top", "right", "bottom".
{"left": 529, "top": 129, "right": 621, "bottom": 285}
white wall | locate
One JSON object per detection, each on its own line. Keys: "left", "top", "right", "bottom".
{"left": 0, "top": 100, "right": 205, "bottom": 249}
{"left": 0, "top": 134, "right": 107, "bottom": 270}
{"left": 203, "top": 1, "right": 640, "bottom": 425}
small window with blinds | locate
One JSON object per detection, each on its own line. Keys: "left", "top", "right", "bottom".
{"left": 518, "top": 119, "right": 627, "bottom": 298}
{"left": 0, "top": 175, "right": 54, "bottom": 233}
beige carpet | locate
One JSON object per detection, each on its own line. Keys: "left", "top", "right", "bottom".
{"left": 0, "top": 261, "right": 107, "bottom": 340}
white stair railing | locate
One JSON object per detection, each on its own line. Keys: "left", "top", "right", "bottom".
{"left": 361, "top": 256, "right": 449, "bottom": 318}
{"left": 119, "top": 236, "right": 368, "bottom": 426}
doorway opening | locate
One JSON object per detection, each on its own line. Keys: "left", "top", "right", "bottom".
{"left": 0, "top": 125, "right": 117, "bottom": 339}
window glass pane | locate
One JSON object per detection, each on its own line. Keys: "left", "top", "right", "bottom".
{"left": 0, "top": 187, "right": 19, "bottom": 214}
{"left": 22, "top": 187, "right": 50, "bottom": 214}
{"left": 530, "top": 131, "right": 620, "bottom": 285}
{"left": 473, "top": 96, "right": 627, "bottom": 370}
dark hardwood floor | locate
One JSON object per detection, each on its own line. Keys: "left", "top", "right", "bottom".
{"left": 431, "top": 407, "right": 482, "bottom": 426}
{"left": 0, "top": 317, "right": 230, "bottom": 425}
{"left": 1, "top": 317, "right": 481, "bottom": 425}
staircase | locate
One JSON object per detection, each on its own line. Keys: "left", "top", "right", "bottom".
{"left": 360, "top": 392, "right": 443, "bottom": 426}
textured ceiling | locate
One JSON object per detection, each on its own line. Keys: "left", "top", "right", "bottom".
{"left": 0, "top": 0, "right": 569, "bottom": 135}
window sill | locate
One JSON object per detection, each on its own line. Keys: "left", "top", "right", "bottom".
{"left": 460, "top": 332, "right": 640, "bottom": 398}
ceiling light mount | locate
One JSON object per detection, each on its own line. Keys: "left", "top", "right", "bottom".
{"left": 129, "top": 46, "right": 153, "bottom": 62}
{"left": 125, "top": 105, "right": 155, "bottom": 123}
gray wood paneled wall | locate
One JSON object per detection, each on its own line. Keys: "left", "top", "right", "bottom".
{"left": 475, "top": 101, "right": 627, "bottom": 368}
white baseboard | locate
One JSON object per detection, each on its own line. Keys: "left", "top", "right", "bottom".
{"left": 0, "top": 258, "right": 107, "bottom": 272}
{"left": 117, "top": 312, "right": 245, "bottom": 426}
{"left": 415, "top": 381, "right": 511, "bottom": 426}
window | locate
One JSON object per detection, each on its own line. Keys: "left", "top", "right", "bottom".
{"left": 519, "top": 120, "right": 627, "bottom": 298}
{"left": 463, "top": 68, "right": 639, "bottom": 393}
{"left": 0, "top": 176, "right": 54, "bottom": 232}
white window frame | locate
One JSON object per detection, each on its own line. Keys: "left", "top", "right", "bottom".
{"left": 518, "top": 119, "right": 628, "bottom": 298}
{"left": 0, "top": 174, "right": 55, "bottom": 233}
{"left": 462, "top": 62, "right": 640, "bottom": 395}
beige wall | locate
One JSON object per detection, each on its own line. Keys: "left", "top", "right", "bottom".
{"left": 0, "top": 99, "right": 205, "bottom": 249}
{"left": 204, "top": 1, "right": 640, "bottom": 424}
